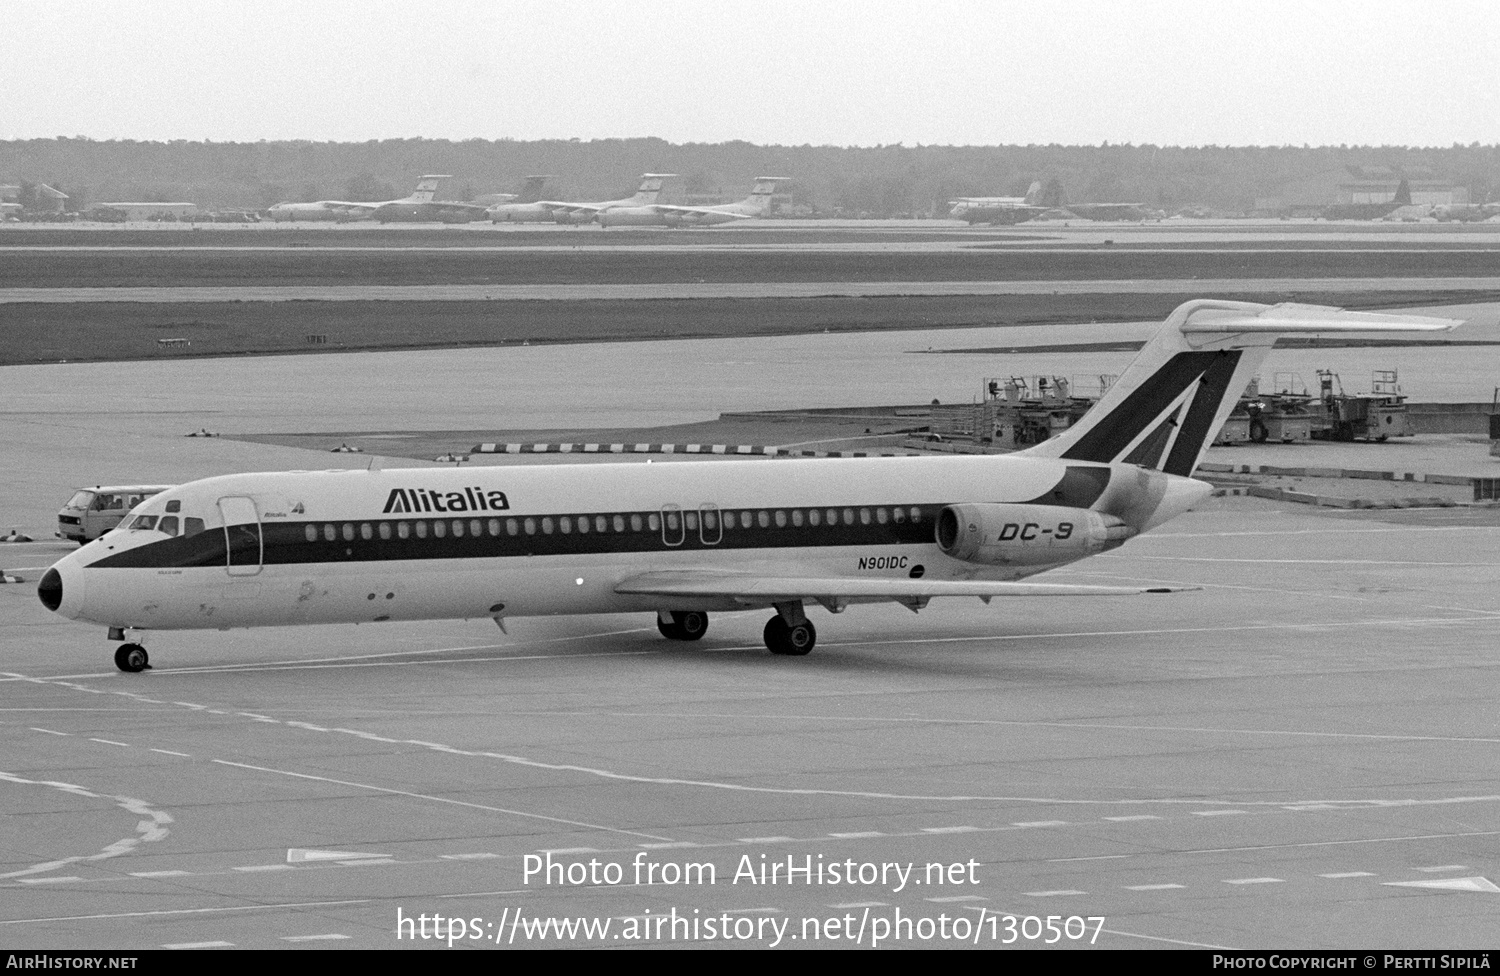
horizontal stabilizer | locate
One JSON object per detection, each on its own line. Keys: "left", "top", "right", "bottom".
{"left": 1181, "top": 303, "right": 1459, "bottom": 336}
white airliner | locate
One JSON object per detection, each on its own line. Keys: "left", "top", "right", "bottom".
{"left": 595, "top": 177, "right": 790, "bottom": 228}
{"left": 38, "top": 300, "right": 1457, "bottom": 673}
{"left": 264, "top": 175, "right": 482, "bottom": 222}
{"left": 529, "top": 174, "right": 677, "bottom": 225}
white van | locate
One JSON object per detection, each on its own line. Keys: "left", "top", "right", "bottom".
{"left": 57, "top": 485, "right": 174, "bottom": 544}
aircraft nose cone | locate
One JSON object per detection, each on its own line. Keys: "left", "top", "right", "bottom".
{"left": 38, "top": 568, "right": 63, "bottom": 612}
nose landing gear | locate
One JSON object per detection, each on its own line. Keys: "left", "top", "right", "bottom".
{"left": 113, "top": 643, "right": 150, "bottom": 673}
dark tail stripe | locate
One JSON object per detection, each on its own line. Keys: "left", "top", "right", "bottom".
{"left": 1123, "top": 409, "right": 1181, "bottom": 469}
{"left": 1061, "top": 350, "right": 1241, "bottom": 466}
{"left": 1162, "top": 351, "right": 1245, "bottom": 476}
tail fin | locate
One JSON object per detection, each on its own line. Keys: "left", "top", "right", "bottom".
{"left": 1023, "top": 180, "right": 1043, "bottom": 205}
{"left": 515, "top": 175, "right": 554, "bottom": 204}
{"left": 744, "top": 176, "right": 790, "bottom": 212}
{"left": 631, "top": 173, "right": 676, "bottom": 204}
{"left": 410, "top": 174, "right": 450, "bottom": 203}
{"left": 1018, "top": 300, "right": 1460, "bottom": 476}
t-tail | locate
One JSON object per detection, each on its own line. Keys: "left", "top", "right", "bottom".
{"left": 515, "top": 175, "right": 554, "bottom": 204}
{"left": 1018, "top": 300, "right": 1460, "bottom": 476}
{"left": 744, "top": 176, "right": 791, "bottom": 213}
{"left": 630, "top": 173, "right": 677, "bottom": 204}
{"left": 409, "top": 174, "right": 451, "bottom": 203}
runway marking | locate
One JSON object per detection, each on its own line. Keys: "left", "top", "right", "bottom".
{"left": 281, "top": 934, "right": 351, "bottom": 942}
{"left": 1013, "top": 820, "right": 1068, "bottom": 827}
{"left": 1025, "top": 889, "right": 1087, "bottom": 897}
{"left": 1321, "top": 872, "right": 1377, "bottom": 878}
{"left": 521, "top": 706, "right": 1500, "bottom": 748}
{"left": 130, "top": 870, "right": 190, "bottom": 878}
{"left": 234, "top": 864, "right": 294, "bottom": 873}
{"left": 1192, "top": 810, "right": 1249, "bottom": 817}
{"left": 1223, "top": 877, "right": 1284, "bottom": 885}
{"left": 0, "top": 770, "right": 172, "bottom": 880}
{"left": 162, "top": 942, "right": 233, "bottom": 950}
{"left": 738, "top": 837, "right": 794, "bottom": 844}
{"left": 28, "top": 727, "right": 68, "bottom": 735}
{"left": 0, "top": 898, "right": 372, "bottom": 925}
{"left": 927, "top": 894, "right": 987, "bottom": 903}
{"left": 145, "top": 648, "right": 659, "bottom": 675}
{"left": 1177, "top": 830, "right": 1500, "bottom": 856}
{"left": 640, "top": 841, "right": 700, "bottom": 848}
{"left": 1384, "top": 877, "right": 1500, "bottom": 894}
{"left": 1126, "top": 884, "right": 1186, "bottom": 890}
{"left": 830, "top": 901, "right": 888, "bottom": 909}
{"left": 1105, "top": 815, "right": 1162, "bottom": 822}
{"left": 544, "top": 847, "right": 601, "bottom": 855}
{"left": 150, "top": 748, "right": 191, "bottom": 757}
{"left": 88, "top": 737, "right": 129, "bottom": 747}
{"left": 1415, "top": 864, "right": 1470, "bottom": 872}
{"left": 1050, "top": 854, "right": 1129, "bottom": 862}
{"left": 19, "top": 876, "right": 82, "bottom": 884}
{"left": 922, "top": 826, "right": 979, "bottom": 833}
{"left": 442, "top": 852, "right": 502, "bottom": 860}
{"left": 210, "top": 759, "right": 673, "bottom": 840}
{"left": 829, "top": 831, "right": 884, "bottom": 838}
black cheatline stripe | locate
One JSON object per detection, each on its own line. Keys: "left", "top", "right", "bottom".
{"left": 1162, "top": 351, "right": 1243, "bottom": 477}
{"left": 1060, "top": 351, "right": 1223, "bottom": 463}
{"left": 85, "top": 504, "right": 949, "bottom": 570}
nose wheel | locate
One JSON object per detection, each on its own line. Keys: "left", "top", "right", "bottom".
{"left": 114, "top": 643, "right": 150, "bottom": 673}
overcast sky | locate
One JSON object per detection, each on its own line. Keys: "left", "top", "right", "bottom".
{"left": 4, "top": 0, "right": 1496, "bottom": 146}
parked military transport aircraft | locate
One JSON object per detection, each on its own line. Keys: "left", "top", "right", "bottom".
{"left": 484, "top": 176, "right": 560, "bottom": 223}
{"left": 530, "top": 174, "right": 677, "bottom": 225}
{"left": 264, "top": 175, "right": 482, "bottom": 222}
{"left": 38, "top": 300, "right": 1457, "bottom": 672}
{"left": 595, "top": 177, "right": 790, "bottom": 227}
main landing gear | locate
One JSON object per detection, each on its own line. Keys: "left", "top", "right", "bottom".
{"left": 654, "top": 604, "right": 818, "bottom": 656}
{"left": 657, "top": 609, "right": 709, "bottom": 641}
{"left": 764, "top": 603, "right": 816, "bottom": 656}
{"left": 114, "top": 643, "right": 150, "bottom": 673}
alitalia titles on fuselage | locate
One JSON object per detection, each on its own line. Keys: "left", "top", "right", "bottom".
{"left": 382, "top": 487, "right": 511, "bottom": 515}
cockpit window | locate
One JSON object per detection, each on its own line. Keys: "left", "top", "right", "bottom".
{"left": 128, "top": 514, "right": 158, "bottom": 531}
{"left": 184, "top": 517, "right": 205, "bottom": 537}
{"left": 158, "top": 516, "right": 180, "bottom": 536}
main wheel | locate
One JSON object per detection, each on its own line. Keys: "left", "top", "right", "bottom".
{"left": 114, "top": 643, "right": 150, "bottom": 673}
{"left": 764, "top": 616, "right": 816, "bottom": 656}
{"left": 658, "top": 611, "right": 709, "bottom": 641}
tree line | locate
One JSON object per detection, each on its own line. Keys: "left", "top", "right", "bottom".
{"left": 2, "top": 137, "right": 1497, "bottom": 215}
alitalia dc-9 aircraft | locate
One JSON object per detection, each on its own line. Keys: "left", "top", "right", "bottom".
{"left": 39, "top": 301, "right": 1457, "bottom": 673}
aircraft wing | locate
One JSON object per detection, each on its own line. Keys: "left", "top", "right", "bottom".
{"left": 645, "top": 205, "right": 754, "bottom": 219}
{"left": 535, "top": 201, "right": 606, "bottom": 215}
{"left": 615, "top": 570, "right": 1184, "bottom": 611}
{"left": 321, "top": 201, "right": 379, "bottom": 213}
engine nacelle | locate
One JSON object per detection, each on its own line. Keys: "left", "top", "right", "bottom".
{"left": 935, "top": 503, "right": 1135, "bottom": 566}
